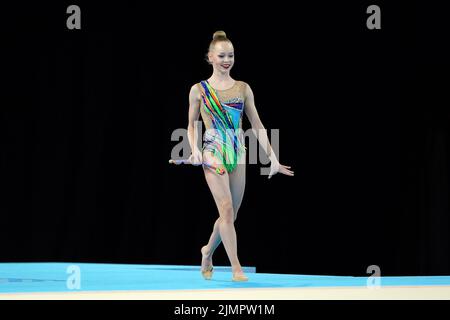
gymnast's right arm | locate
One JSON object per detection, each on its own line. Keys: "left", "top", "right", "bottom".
{"left": 187, "top": 84, "right": 203, "bottom": 165}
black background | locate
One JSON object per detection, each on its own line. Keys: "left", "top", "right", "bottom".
{"left": 1, "top": 1, "right": 449, "bottom": 276}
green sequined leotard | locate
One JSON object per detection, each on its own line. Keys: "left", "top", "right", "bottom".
{"left": 197, "top": 80, "right": 247, "bottom": 173}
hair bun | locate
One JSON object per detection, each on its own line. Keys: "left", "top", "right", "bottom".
{"left": 213, "top": 30, "right": 227, "bottom": 40}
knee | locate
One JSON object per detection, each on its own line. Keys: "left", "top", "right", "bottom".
{"left": 218, "top": 199, "right": 234, "bottom": 223}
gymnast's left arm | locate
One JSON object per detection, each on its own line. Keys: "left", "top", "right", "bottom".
{"left": 244, "top": 83, "right": 294, "bottom": 178}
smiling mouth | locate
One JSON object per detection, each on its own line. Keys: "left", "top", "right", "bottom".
{"left": 222, "top": 64, "right": 231, "bottom": 68}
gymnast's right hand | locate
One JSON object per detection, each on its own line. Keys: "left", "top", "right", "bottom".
{"left": 188, "top": 148, "right": 203, "bottom": 166}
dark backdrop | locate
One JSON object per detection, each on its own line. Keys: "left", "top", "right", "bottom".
{"left": 1, "top": 1, "right": 449, "bottom": 276}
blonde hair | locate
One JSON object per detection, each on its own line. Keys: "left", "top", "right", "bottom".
{"left": 205, "top": 30, "right": 232, "bottom": 64}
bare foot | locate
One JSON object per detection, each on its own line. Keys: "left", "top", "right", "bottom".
{"left": 201, "top": 245, "right": 213, "bottom": 272}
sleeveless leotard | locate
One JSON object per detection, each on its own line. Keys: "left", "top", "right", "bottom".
{"left": 197, "top": 80, "right": 247, "bottom": 173}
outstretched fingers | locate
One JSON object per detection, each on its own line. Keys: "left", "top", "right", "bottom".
{"left": 280, "top": 164, "right": 294, "bottom": 176}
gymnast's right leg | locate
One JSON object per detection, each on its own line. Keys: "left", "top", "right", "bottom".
{"left": 201, "top": 158, "right": 246, "bottom": 275}
{"left": 201, "top": 152, "right": 246, "bottom": 280}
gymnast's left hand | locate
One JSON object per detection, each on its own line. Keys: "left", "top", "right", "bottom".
{"left": 268, "top": 160, "right": 294, "bottom": 179}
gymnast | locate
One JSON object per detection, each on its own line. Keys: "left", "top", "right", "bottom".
{"left": 170, "top": 30, "right": 294, "bottom": 281}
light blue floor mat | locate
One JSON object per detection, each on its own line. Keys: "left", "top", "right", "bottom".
{"left": 1, "top": 263, "right": 449, "bottom": 293}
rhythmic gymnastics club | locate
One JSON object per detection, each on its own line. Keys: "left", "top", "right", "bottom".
{"left": 169, "top": 159, "right": 225, "bottom": 175}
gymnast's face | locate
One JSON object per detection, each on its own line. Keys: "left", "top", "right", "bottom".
{"left": 209, "top": 41, "right": 235, "bottom": 73}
